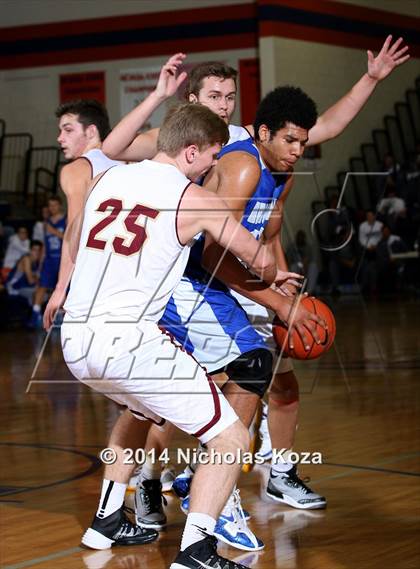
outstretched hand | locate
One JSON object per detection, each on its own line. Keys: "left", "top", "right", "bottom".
{"left": 367, "top": 35, "right": 410, "bottom": 82}
{"left": 155, "top": 53, "right": 188, "bottom": 100}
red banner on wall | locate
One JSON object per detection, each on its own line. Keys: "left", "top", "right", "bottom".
{"left": 239, "top": 58, "right": 260, "bottom": 126}
{"left": 59, "top": 71, "right": 105, "bottom": 103}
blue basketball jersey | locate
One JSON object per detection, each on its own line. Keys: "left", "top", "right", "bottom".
{"left": 160, "top": 137, "right": 288, "bottom": 369}
{"left": 185, "top": 138, "right": 287, "bottom": 287}
{"left": 45, "top": 216, "right": 66, "bottom": 259}
{"left": 6, "top": 255, "right": 39, "bottom": 293}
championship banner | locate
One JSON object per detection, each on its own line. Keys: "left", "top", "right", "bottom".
{"left": 59, "top": 71, "right": 105, "bottom": 103}
{"left": 239, "top": 58, "right": 260, "bottom": 126}
{"left": 120, "top": 67, "right": 166, "bottom": 130}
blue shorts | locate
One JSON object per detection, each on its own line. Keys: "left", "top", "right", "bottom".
{"left": 39, "top": 257, "right": 60, "bottom": 288}
{"left": 160, "top": 276, "right": 267, "bottom": 373}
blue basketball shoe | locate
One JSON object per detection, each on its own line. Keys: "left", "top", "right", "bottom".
{"left": 214, "top": 490, "right": 263, "bottom": 551}
{"left": 181, "top": 491, "right": 260, "bottom": 551}
{"left": 172, "top": 466, "right": 194, "bottom": 498}
{"left": 181, "top": 494, "right": 251, "bottom": 521}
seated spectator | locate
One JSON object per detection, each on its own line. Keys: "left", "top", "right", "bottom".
{"left": 2, "top": 226, "right": 30, "bottom": 279}
{"left": 29, "top": 197, "right": 66, "bottom": 328}
{"left": 377, "top": 182, "right": 407, "bottom": 232}
{"left": 376, "top": 225, "right": 408, "bottom": 294}
{"left": 6, "top": 240, "right": 43, "bottom": 305}
{"left": 286, "top": 229, "right": 319, "bottom": 294}
{"left": 376, "top": 153, "right": 404, "bottom": 201}
{"left": 359, "top": 210, "right": 383, "bottom": 250}
{"left": 32, "top": 205, "right": 50, "bottom": 243}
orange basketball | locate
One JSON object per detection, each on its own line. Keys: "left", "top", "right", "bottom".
{"left": 273, "top": 296, "right": 336, "bottom": 360}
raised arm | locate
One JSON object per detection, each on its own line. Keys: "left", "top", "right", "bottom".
{"left": 307, "top": 35, "right": 410, "bottom": 145}
{"left": 102, "top": 53, "right": 187, "bottom": 161}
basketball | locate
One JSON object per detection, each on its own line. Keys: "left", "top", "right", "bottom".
{"left": 273, "top": 296, "right": 336, "bottom": 360}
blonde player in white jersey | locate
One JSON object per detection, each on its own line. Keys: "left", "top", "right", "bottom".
{"left": 59, "top": 103, "right": 308, "bottom": 569}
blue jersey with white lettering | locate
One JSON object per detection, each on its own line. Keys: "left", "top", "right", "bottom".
{"left": 159, "top": 137, "right": 289, "bottom": 370}
{"left": 45, "top": 216, "right": 66, "bottom": 259}
{"left": 185, "top": 138, "right": 287, "bottom": 287}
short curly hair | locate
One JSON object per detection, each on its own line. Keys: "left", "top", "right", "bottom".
{"left": 254, "top": 86, "right": 317, "bottom": 140}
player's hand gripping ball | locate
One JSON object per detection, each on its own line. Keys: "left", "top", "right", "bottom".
{"left": 273, "top": 297, "right": 336, "bottom": 360}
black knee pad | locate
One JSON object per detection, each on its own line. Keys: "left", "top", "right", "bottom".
{"left": 223, "top": 348, "right": 273, "bottom": 397}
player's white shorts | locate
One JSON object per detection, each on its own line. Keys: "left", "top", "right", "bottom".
{"left": 230, "top": 290, "right": 294, "bottom": 376}
{"left": 61, "top": 315, "right": 238, "bottom": 444}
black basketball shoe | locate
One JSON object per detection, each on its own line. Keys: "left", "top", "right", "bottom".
{"left": 170, "top": 534, "right": 249, "bottom": 568}
{"left": 82, "top": 506, "right": 159, "bottom": 549}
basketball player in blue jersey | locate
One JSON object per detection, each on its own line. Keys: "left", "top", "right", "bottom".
{"left": 102, "top": 36, "right": 411, "bottom": 546}
{"left": 28, "top": 196, "right": 66, "bottom": 328}
{"left": 6, "top": 240, "right": 42, "bottom": 304}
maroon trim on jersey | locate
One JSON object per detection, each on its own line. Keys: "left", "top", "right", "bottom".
{"left": 175, "top": 182, "right": 193, "bottom": 247}
{"left": 78, "top": 156, "right": 94, "bottom": 180}
{"left": 158, "top": 325, "right": 222, "bottom": 439}
{"left": 193, "top": 376, "right": 222, "bottom": 439}
{"left": 129, "top": 408, "right": 166, "bottom": 427}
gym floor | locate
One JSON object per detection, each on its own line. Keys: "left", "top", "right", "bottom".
{"left": 1, "top": 296, "right": 419, "bottom": 569}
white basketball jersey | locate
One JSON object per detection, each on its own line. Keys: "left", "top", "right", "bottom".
{"left": 228, "top": 124, "right": 252, "bottom": 145}
{"left": 82, "top": 148, "right": 122, "bottom": 178}
{"left": 64, "top": 161, "right": 192, "bottom": 321}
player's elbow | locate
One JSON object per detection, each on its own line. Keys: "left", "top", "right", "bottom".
{"left": 101, "top": 140, "right": 118, "bottom": 159}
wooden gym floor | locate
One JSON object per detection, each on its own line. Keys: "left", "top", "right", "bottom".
{"left": 1, "top": 296, "right": 419, "bottom": 569}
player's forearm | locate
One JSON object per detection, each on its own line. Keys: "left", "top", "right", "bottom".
{"left": 309, "top": 73, "right": 378, "bottom": 145}
{"left": 272, "top": 237, "right": 288, "bottom": 271}
{"left": 202, "top": 243, "right": 289, "bottom": 312}
{"left": 102, "top": 91, "right": 165, "bottom": 160}
{"left": 55, "top": 239, "right": 74, "bottom": 293}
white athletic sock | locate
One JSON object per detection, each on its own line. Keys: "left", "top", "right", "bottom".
{"left": 33, "top": 304, "right": 41, "bottom": 312}
{"left": 139, "top": 455, "right": 161, "bottom": 484}
{"left": 271, "top": 449, "right": 295, "bottom": 474}
{"left": 180, "top": 513, "right": 216, "bottom": 551}
{"left": 96, "top": 479, "right": 127, "bottom": 519}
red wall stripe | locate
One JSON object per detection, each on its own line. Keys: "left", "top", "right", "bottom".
{"left": 0, "top": 3, "right": 256, "bottom": 41}
{"left": 259, "top": 0, "right": 420, "bottom": 31}
{"left": 0, "top": 33, "right": 257, "bottom": 70}
{"left": 260, "top": 21, "right": 420, "bottom": 58}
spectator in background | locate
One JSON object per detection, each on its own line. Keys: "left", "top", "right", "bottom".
{"left": 377, "top": 181, "right": 407, "bottom": 231}
{"left": 326, "top": 194, "right": 357, "bottom": 295}
{"left": 2, "top": 226, "right": 30, "bottom": 277}
{"left": 6, "top": 240, "right": 43, "bottom": 305}
{"left": 359, "top": 210, "right": 384, "bottom": 249}
{"left": 286, "top": 229, "right": 319, "bottom": 294}
{"left": 376, "top": 225, "right": 408, "bottom": 294}
{"left": 358, "top": 210, "right": 383, "bottom": 294}
{"left": 32, "top": 205, "right": 50, "bottom": 243}
{"left": 28, "top": 197, "right": 66, "bottom": 328}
